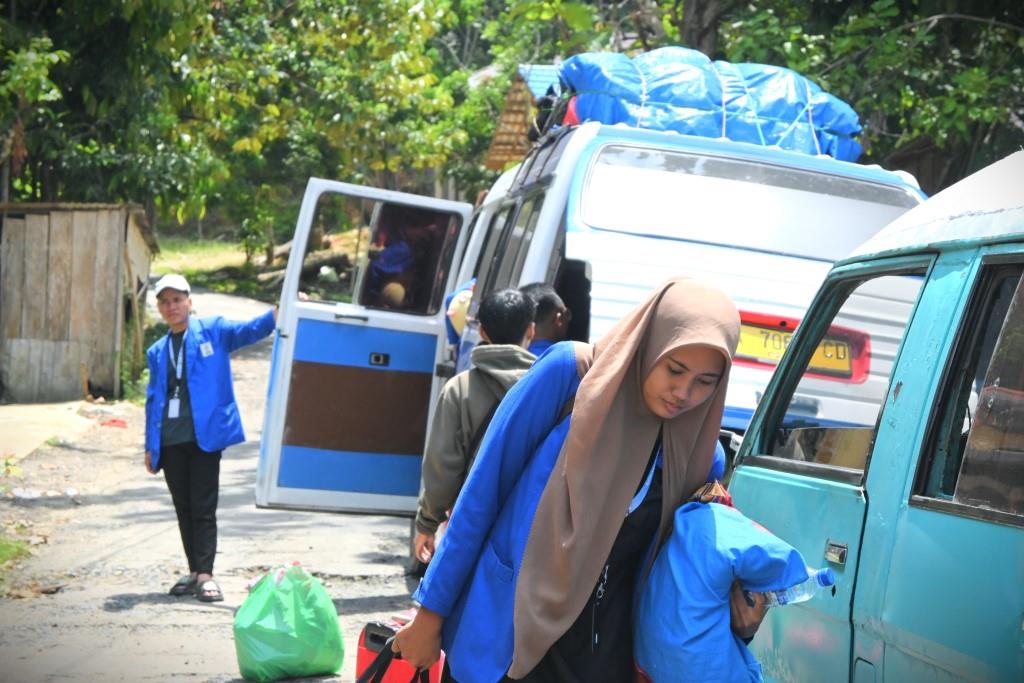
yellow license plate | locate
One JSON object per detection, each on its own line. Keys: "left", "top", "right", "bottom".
{"left": 737, "top": 324, "right": 852, "bottom": 376}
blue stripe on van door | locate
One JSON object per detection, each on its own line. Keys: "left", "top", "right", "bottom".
{"left": 292, "top": 318, "right": 437, "bottom": 372}
{"left": 278, "top": 445, "right": 421, "bottom": 496}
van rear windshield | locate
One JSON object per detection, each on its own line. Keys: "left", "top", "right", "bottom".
{"left": 581, "top": 145, "right": 919, "bottom": 262}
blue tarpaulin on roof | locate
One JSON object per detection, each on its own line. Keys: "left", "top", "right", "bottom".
{"left": 557, "top": 47, "right": 863, "bottom": 161}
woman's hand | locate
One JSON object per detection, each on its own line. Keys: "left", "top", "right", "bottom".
{"left": 393, "top": 606, "right": 443, "bottom": 669}
{"left": 729, "top": 580, "right": 768, "bottom": 640}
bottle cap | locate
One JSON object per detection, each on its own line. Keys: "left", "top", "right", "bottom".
{"left": 816, "top": 567, "right": 836, "bottom": 587}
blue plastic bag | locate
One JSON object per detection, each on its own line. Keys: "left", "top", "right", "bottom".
{"left": 558, "top": 47, "right": 863, "bottom": 161}
{"left": 634, "top": 502, "right": 808, "bottom": 682}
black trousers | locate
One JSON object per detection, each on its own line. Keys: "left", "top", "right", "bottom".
{"left": 161, "top": 442, "right": 222, "bottom": 575}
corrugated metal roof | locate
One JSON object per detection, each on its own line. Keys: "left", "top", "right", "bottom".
{"left": 517, "top": 64, "right": 561, "bottom": 100}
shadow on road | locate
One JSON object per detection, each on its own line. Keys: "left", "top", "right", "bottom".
{"left": 103, "top": 591, "right": 178, "bottom": 611}
{"left": 333, "top": 593, "right": 410, "bottom": 616}
{"left": 104, "top": 591, "right": 237, "bottom": 614}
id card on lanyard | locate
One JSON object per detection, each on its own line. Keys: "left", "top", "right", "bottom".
{"left": 168, "top": 332, "right": 185, "bottom": 419}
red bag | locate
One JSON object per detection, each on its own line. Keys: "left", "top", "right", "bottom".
{"left": 355, "top": 613, "right": 445, "bottom": 683}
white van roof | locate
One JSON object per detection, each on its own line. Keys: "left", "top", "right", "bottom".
{"left": 847, "top": 151, "right": 1024, "bottom": 261}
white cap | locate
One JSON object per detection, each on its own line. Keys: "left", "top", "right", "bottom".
{"left": 154, "top": 273, "right": 190, "bottom": 296}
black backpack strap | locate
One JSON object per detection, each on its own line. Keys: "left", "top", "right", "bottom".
{"left": 468, "top": 382, "right": 503, "bottom": 462}
{"left": 467, "top": 373, "right": 507, "bottom": 459}
{"left": 468, "top": 400, "right": 501, "bottom": 460}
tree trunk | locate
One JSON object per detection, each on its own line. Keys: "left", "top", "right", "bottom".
{"left": 1, "top": 158, "right": 9, "bottom": 204}
{"left": 264, "top": 218, "right": 275, "bottom": 268}
{"left": 673, "top": 0, "right": 733, "bottom": 58}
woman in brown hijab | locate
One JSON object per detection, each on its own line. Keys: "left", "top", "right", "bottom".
{"left": 395, "top": 278, "right": 765, "bottom": 682}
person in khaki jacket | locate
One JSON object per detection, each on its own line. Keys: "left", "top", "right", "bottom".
{"left": 413, "top": 288, "right": 537, "bottom": 565}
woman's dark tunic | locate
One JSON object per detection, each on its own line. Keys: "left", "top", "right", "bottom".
{"left": 512, "top": 446, "right": 664, "bottom": 683}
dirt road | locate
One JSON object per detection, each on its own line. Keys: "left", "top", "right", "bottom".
{"left": 0, "top": 291, "right": 414, "bottom": 682}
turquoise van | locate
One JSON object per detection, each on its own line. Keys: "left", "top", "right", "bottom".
{"left": 729, "top": 151, "right": 1024, "bottom": 682}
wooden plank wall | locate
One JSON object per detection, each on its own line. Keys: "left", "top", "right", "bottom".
{"left": 0, "top": 209, "right": 125, "bottom": 402}
{"left": 89, "top": 209, "right": 123, "bottom": 394}
{"left": 123, "top": 213, "right": 153, "bottom": 380}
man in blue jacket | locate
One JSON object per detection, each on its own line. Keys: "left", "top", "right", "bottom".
{"left": 144, "top": 274, "right": 276, "bottom": 602}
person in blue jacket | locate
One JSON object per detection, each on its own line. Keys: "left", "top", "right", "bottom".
{"left": 394, "top": 278, "right": 766, "bottom": 682}
{"left": 519, "top": 283, "right": 571, "bottom": 357}
{"left": 143, "top": 274, "right": 277, "bottom": 602}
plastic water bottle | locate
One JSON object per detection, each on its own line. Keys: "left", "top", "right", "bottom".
{"left": 760, "top": 567, "right": 836, "bottom": 607}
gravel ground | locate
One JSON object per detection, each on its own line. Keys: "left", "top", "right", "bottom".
{"left": 0, "top": 290, "right": 415, "bottom": 682}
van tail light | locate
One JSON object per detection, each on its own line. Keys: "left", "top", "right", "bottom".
{"left": 733, "top": 311, "right": 870, "bottom": 383}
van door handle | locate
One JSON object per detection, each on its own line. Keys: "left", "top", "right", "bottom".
{"left": 435, "top": 362, "right": 455, "bottom": 379}
{"left": 335, "top": 313, "right": 369, "bottom": 322}
{"left": 825, "top": 540, "right": 848, "bottom": 566}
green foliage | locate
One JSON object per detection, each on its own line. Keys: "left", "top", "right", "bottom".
{"left": 120, "top": 364, "right": 149, "bottom": 406}
{"left": 722, "top": 1, "right": 1024, "bottom": 187}
{"left": 1, "top": 455, "right": 21, "bottom": 482}
{"left": 0, "top": 454, "right": 22, "bottom": 506}
{"left": 485, "top": 1, "right": 602, "bottom": 65}
{"left": 0, "top": 535, "right": 29, "bottom": 566}
{"left": 0, "top": 35, "right": 68, "bottom": 107}
{"left": 2, "top": 0, "right": 1021, "bottom": 232}
{"left": 0, "top": 34, "right": 69, "bottom": 176}
{"left": 2, "top": 0, "right": 219, "bottom": 210}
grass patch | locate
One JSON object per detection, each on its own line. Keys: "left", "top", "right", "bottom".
{"left": 0, "top": 535, "right": 29, "bottom": 565}
{"left": 153, "top": 237, "right": 247, "bottom": 275}
{"left": 0, "top": 535, "right": 29, "bottom": 588}
{"left": 153, "top": 238, "right": 274, "bottom": 301}
{"left": 153, "top": 228, "right": 368, "bottom": 304}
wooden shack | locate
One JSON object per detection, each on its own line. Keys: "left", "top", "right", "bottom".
{"left": 0, "top": 204, "right": 157, "bottom": 402}
{"left": 483, "top": 64, "right": 560, "bottom": 171}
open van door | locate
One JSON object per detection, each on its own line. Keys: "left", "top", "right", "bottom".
{"left": 256, "top": 179, "right": 473, "bottom": 514}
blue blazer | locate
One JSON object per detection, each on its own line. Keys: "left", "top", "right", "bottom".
{"left": 414, "top": 342, "right": 725, "bottom": 682}
{"left": 145, "top": 310, "right": 275, "bottom": 468}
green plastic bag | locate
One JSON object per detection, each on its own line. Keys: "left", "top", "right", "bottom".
{"left": 234, "top": 564, "right": 344, "bottom": 682}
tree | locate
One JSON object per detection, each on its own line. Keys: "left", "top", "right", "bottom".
{"left": 0, "top": 1, "right": 216, "bottom": 220}
{"left": 181, "top": 0, "right": 482, "bottom": 257}
{"left": 2, "top": 0, "right": 1019, "bottom": 230}
{"left": 720, "top": 0, "right": 1024, "bottom": 192}
{"left": 472, "top": 0, "right": 1022, "bottom": 193}
{"left": 0, "top": 35, "right": 68, "bottom": 202}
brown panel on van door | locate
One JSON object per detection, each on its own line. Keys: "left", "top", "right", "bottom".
{"left": 283, "top": 360, "right": 430, "bottom": 455}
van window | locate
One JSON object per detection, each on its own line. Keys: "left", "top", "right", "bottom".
{"left": 581, "top": 145, "right": 919, "bottom": 262}
{"left": 473, "top": 204, "right": 513, "bottom": 283}
{"left": 464, "top": 203, "right": 513, "bottom": 325}
{"left": 495, "top": 195, "right": 544, "bottom": 288}
{"left": 483, "top": 195, "right": 543, "bottom": 291}
{"left": 355, "top": 201, "right": 462, "bottom": 315}
{"left": 295, "top": 193, "right": 375, "bottom": 303}
{"left": 763, "top": 271, "right": 925, "bottom": 479}
{"left": 917, "top": 264, "right": 1024, "bottom": 522}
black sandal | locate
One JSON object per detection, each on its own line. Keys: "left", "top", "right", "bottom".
{"left": 169, "top": 574, "right": 198, "bottom": 597}
{"left": 196, "top": 579, "right": 224, "bottom": 602}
